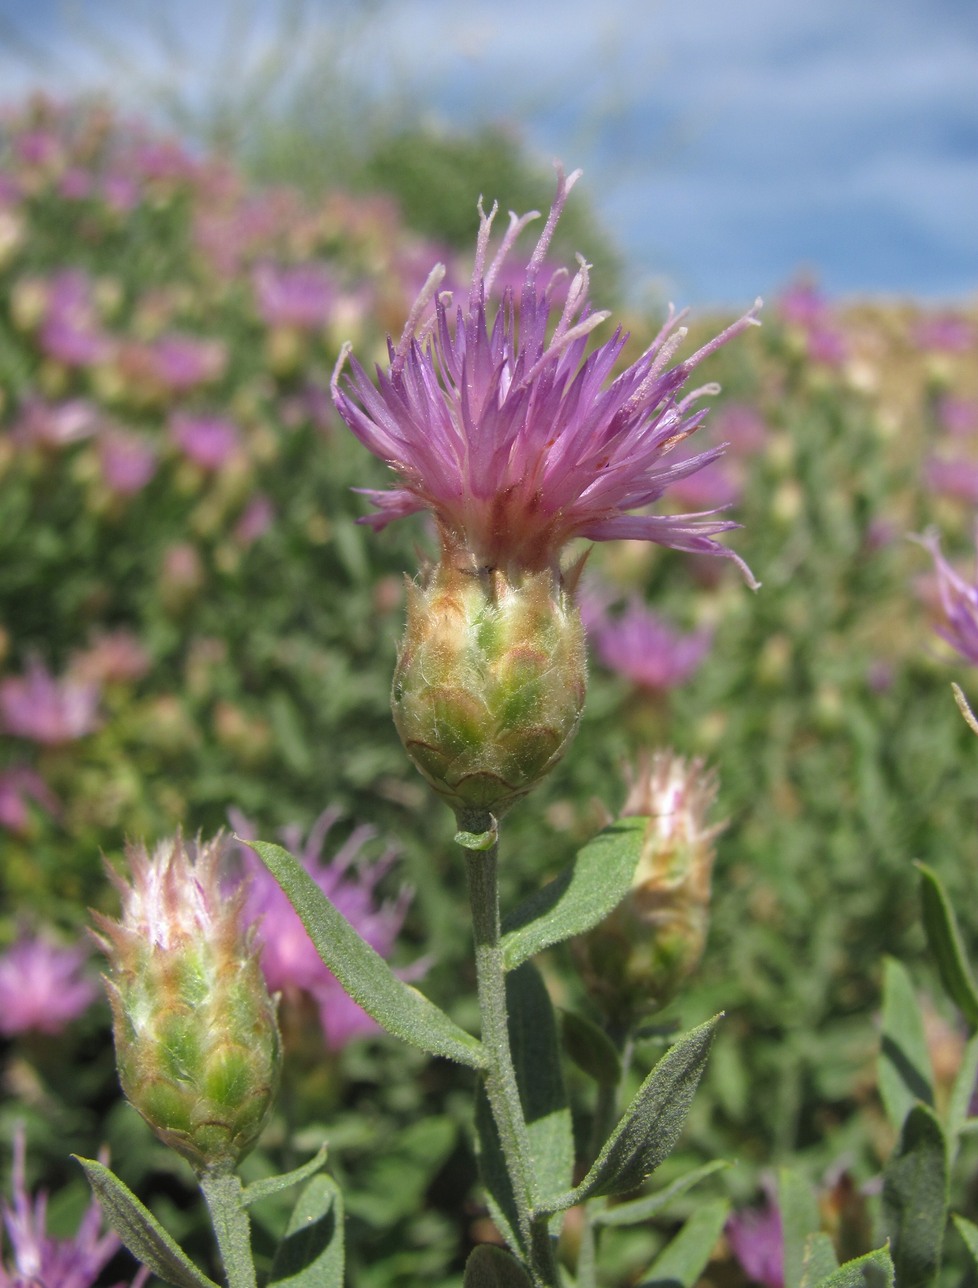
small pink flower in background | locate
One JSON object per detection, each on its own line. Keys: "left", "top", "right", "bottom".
{"left": 913, "top": 312, "right": 976, "bottom": 354}
{"left": 936, "top": 396, "right": 978, "bottom": 438}
{"left": 98, "top": 429, "right": 157, "bottom": 496}
{"left": 231, "top": 809, "right": 416, "bottom": 1051}
{"left": 100, "top": 171, "right": 139, "bottom": 213}
{"left": 925, "top": 456, "right": 978, "bottom": 506}
{"left": 145, "top": 333, "right": 227, "bottom": 392}
{"left": 58, "top": 167, "right": 94, "bottom": 200}
{"left": 0, "top": 657, "right": 101, "bottom": 745}
{"left": 12, "top": 398, "right": 100, "bottom": 449}
{"left": 0, "top": 934, "right": 98, "bottom": 1036}
{"left": 591, "top": 599, "right": 713, "bottom": 692}
{"left": 234, "top": 493, "right": 275, "bottom": 548}
{"left": 38, "top": 270, "right": 111, "bottom": 367}
{"left": 70, "top": 630, "right": 151, "bottom": 687}
{"left": 776, "top": 277, "right": 848, "bottom": 367}
{"left": 917, "top": 529, "right": 978, "bottom": 665}
{"left": 667, "top": 455, "right": 742, "bottom": 510}
{"left": 169, "top": 411, "right": 241, "bottom": 471}
{"left": 0, "top": 1123, "right": 149, "bottom": 1287}
{"left": 726, "top": 1181, "right": 784, "bottom": 1287}
{"left": 711, "top": 402, "right": 769, "bottom": 455}
{"left": 14, "top": 129, "right": 61, "bottom": 168}
{"left": 253, "top": 262, "right": 335, "bottom": 330}
{"left": 0, "top": 768, "right": 59, "bottom": 835}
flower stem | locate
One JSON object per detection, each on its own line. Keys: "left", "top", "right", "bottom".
{"left": 461, "top": 812, "right": 562, "bottom": 1288}
{"left": 199, "top": 1169, "right": 257, "bottom": 1288}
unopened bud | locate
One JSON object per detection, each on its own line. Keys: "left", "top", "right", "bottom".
{"left": 93, "top": 834, "right": 280, "bottom": 1172}
{"left": 392, "top": 560, "right": 587, "bottom": 818}
{"left": 575, "top": 751, "right": 723, "bottom": 1022}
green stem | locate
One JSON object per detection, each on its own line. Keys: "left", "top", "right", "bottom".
{"left": 199, "top": 1169, "right": 256, "bottom": 1288}
{"left": 461, "top": 813, "right": 562, "bottom": 1288}
{"left": 579, "top": 1029, "right": 636, "bottom": 1287}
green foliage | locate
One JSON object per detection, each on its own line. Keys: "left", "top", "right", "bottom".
{"left": 881, "top": 1103, "right": 949, "bottom": 1287}
{"left": 268, "top": 1174, "right": 344, "bottom": 1287}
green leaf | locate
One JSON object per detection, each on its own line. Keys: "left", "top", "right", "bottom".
{"left": 637, "top": 1199, "right": 728, "bottom": 1287}
{"left": 247, "top": 840, "right": 485, "bottom": 1069}
{"left": 947, "top": 1033, "right": 978, "bottom": 1144}
{"left": 268, "top": 1174, "right": 344, "bottom": 1286}
{"left": 881, "top": 1102, "right": 948, "bottom": 1287}
{"left": 878, "top": 957, "right": 933, "bottom": 1134}
{"left": 811, "top": 1244, "right": 895, "bottom": 1287}
{"left": 801, "top": 1232, "right": 840, "bottom": 1284}
{"left": 500, "top": 818, "right": 646, "bottom": 970}
{"left": 463, "top": 1245, "right": 534, "bottom": 1288}
{"left": 74, "top": 1157, "right": 218, "bottom": 1288}
{"left": 539, "top": 1015, "right": 720, "bottom": 1214}
{"left": 560, "top": 1009, "right": 622, "bottom": 1086}
{"left": 241, "top": 1145, "right": 329, "bottom": 1208}
{"left": 917, "top": 862, "right": 978, "bottom": 1031}
{"left": 952, "top": 1213, "right": 978, "bottom": 1269}
{"left": 507, "top": 963, "right": 574, "bottom": 1214}
{"left": 780, "top": 1167, "right": 822, "bottom": 1288}
{"left": 594, "top": 1160, "right": 729, "bottom": 1227}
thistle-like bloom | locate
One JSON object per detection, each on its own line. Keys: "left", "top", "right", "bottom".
{"left": 0, "top": 932, "right": 98, "bottom": 1036}
{"left": 1, "top": 1124, "right": 149, "bottom": 1288}
{"left": 725, "top": 1180, "right": 784, "bottom": 1288}
{"left": 332, "top": 166, "right": 760, "bottom": 582}
{"left": 575, "top": 751, "right": 723, "bottom": 1021}
{"left": 918, "top": 529, "right": 978, "bottom": 665}
{"left": 93, "top": 834, "right": 281, "bottom": 1171}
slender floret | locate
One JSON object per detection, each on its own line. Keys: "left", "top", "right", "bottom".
{"left": 332, "top": 166, "right": 761, "bottom": 583}
{"left": 918, "top": 528, "right": 978, "bottom": 665}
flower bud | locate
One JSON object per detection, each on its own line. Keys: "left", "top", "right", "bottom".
{"left": 392, "top": 559, "right": 587, "bottom": 818}
{"left": 575, "top": 751, "right": 723, "bottom": 1022}
{"left": 93, "top": 834, "right": 280, "bottom": 1172}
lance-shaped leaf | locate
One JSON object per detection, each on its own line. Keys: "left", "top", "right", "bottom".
{"left": 881, "top": 1102, "right": 948, "bottom": 1287}
{"left": 801, "top": 1232, "right": 840, "bottom": 1284}
{"left": 878, "top": 957, "right": 933, "bottom": 1134}
{"left": 269, "top": 1174, "right": 344, "bottom": 1286}
{"left": 241, "top": 1145, "right": 329, "bottom": 1207}
{"left": 537, "top": 1015, "right": 720, "bottom": 1215}
{"left": 953, "top": 1213, "right": 978, "bottom": 1271}
{"left": 594, "top": 1160, "right": 729, "bottom": 1227}
{"left": 947, "top": 1032, "right": 978, "bottom": 1144}
{"left": 917, "top": 862, "right": 978, "bottom": 1031}
{"left": 560, "top": 1009, "right": 622, "bottom": 1086}
{"left": 780, "top": 1167, "right": 821, "bottom": 1288}
{"left": 809, "top": 1244, "right": 895, "bottom": 1287}
{"left": 74, "top": 1157, "right": 218, "bottom": 1288}
{"left": 248, "top": 840, "right": 484, "bottom": 1068}
{"left": 501, "top": 818, "right": 646, "bottom": 970}
{"left": 638, "top": 1199, "right": 728, "bottom": 1287}
{"left": 463, "top": 1245, "right": 534, "bottom": 1288}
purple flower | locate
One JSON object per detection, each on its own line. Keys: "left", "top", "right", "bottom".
{"left": 146, "top": 333, "right": 227, "bottom": 392}
{"left": 332, "top": 166, "right": 760, "bottom": 582}
{"left": 231, "top": 809, "right": 414, "bottom": 1051}
{"left": 592, "top": 599, "right": 712, "bottom": 692}
{"left": 98, "top": 430, "right": 157, "bottom": 496}
{"left": 12, "top": 398, "right": 100, "bottom": 449}
{"left": 0, "top": 657, "right": 101, "bottom": 745}
{"left": 234, "top": 493, "right": 275, "bottom": 547}
{"left": 0, "top": 934, "right": 98, "bottom": 1036}
{"left": 936, "top": 396, "right": 978, "bottom": 438}
{"left": 1, "top": 1124, "right": 149, "bottom": 1287}
{"left": 0, "top": 768, "right": 59, "bottom": 835}
{"left": 253, "top": 262, "right": 335, "bottom": 329}
{"left": 913, "top": 313, "right": 976, "bottom": 354}
{"left": 170, "top": 412, "right": 241, "bottom": 471}
{"left": 39, "top": 271, "right": 111, "bottom": 367}
{"left": 726, "top": 1182, "right": 784, "bottom": 1288}
{"left": 925, "top": 456, "right": 978, "bottom": 505}
{"left": 917, "top": 529, "right": 978, "bottom": 665}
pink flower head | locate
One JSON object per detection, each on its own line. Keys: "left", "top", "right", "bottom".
{"left": 146, "top": 333, "right": 227, "bottom": 392}
{"left": 98, "top": 430, "right": 157, "bottom": 496}
{"left": 12, "top": 398, "right": 100, "bottom": 449}
{"left": 39, "top": 270, "right": 111, "bottom": 367}
{"left": 1, "top": 1124, "right": 149, "bottom": 1287}
{"left": 925, "top": 456, "right": 978, "bottom": 506}
{"left": 332, "top": 167, "right": 760, "bottom": 582}
{"left": 937, "top": 396, "right": 978, "bottom": 438}
{"left": 593, "top": 599, "right": 713, "bottom": 692}
{"left": 726, "top": 1183, "right": 784, "bottom": 1288}
{"left": 253, "top": 262, "right": 335, "bottom": 330}
{"left": 170, "top": 412, "right": 241, "bottom": 471}
{"left": 0, "top": 768, "right": 59, "bottom": 835}
{"left": 917, "top": 529, "right": 978, "bottom": 665}
{"left": 913, "top": 312, "right": 976, "bottom": 354}
{"left": 0, "top": 657, "right": 101, "bottom": 745}
{"left": 0, "top": 933, "right": 98, "bottom": 1036}
{"left": 231, "top": 809, "right": 414, "bottom": 1051}
{"left": 234, "top": 493, "right": 275, "bottom": 547}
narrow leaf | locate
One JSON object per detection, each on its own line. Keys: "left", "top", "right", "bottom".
{"left": 463, "top": 1245, "right": 534, "bottom": 1288}
{"left": 881, "top": 1102, "right": 948, "bottom": 1287}
{"left": 813, "top": 1244, "right": 895, "bottom": 1287}
{"left": 952, "top": 1213, "right": 978, "bottom": 1270}
{"left": 779, "top": 1167, "right": 821, "bottom": 1288}
{"left": 801, "top": 1232, "right": 840, "bottom": 1284}
{"left": 638, "top": 1199, "right": 728, "bottom": 1287}
{"left": 248, "top": 840, "right": 484, "bottom": 1068}
{"left": 560, "top": 1009, "right": 622, "bottom": 1086}
{"left": 878, "top": 957, "right": 933, "bottom": 1134}
{"left": 595, "top": 1160, "right": 729, "bottom": 1227}
{"left": 241, "top": 1146, "right": 329, "bottom": 1208}
{"left": 501, "top": 818, "right": 646, "bottom": 970}
{"left": 74, "top": 1157, "right": 218, "bottom": 1288}
{"left": 947, "top": 1033, "right": 978, "bottom": 1144}
{"left": 269, "top": 1174, "right": 343, "bottom": 1286}
{"left": 539, "top": 1015, "right": 720, "bottom": 1214}
{"left": 917, "top": 862, "right": 978, "bottom": 1031}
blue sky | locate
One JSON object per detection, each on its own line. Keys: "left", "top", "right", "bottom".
{"left": 1, "top": 0, "right": 975, "bottom": 307}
